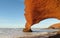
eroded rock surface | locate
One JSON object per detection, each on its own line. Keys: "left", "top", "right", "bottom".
{"left": 23, "top": 0, "right": 60, "bottom": 32}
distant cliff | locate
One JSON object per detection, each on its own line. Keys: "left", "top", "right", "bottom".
{"left": 49, "top": 23, "right": 60, "bottom": 29}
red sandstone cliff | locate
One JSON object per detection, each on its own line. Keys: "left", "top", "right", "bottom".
{"left": 23, "top": 0, "right": 60, "bottom": 32}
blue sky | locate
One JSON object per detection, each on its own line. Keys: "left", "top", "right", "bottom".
{"left": 0, "top": 0, "right": 60, "bottom": 28}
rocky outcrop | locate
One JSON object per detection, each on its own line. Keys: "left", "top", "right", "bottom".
{"left": 49, "top": 34, "right": 60, "bottom": 38}
{"left": 49, "top": 23, "right": 60, "bottom": 29}
{"left": 49, "top": 30, "right": 60, "bottom": 38}
{"left": 23, "top": 0, "right": 60, "bottom": 32}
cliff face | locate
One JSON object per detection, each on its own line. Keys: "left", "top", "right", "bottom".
{"left": 23, "top": 0, "right": 60, "bottom": 32}
{"left": 49, "top": 23, "right": 60, "bottom": 29}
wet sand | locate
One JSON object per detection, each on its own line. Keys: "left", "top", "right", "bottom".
{"left": 0, "top": 28, "right": 59, "bottom": 38}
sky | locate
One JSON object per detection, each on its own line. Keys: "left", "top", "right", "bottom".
{"left": 0, "top": 0, "right": 60, "bottom": 28}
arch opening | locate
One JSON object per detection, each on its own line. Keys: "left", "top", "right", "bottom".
{"left": 31, "top": 18, "right": 60, "bottom": 28}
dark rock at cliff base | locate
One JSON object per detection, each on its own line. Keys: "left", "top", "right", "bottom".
{"left": 49, "top": 30, "right": 60, "bottom": 38}
{"left": 49, "top": 34, "right": 60, "bottom": 38}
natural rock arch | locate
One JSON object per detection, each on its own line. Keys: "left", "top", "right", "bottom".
{"left": 23, "top": 0, "right": 60, "bottom": 32}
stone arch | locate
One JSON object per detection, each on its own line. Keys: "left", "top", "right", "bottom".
{"left": 23, "top": 0, "right": 60, "bottom": 32}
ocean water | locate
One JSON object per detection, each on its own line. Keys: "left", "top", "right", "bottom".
{"left": 0, "top": 28, "right": 59, "bottom": 38}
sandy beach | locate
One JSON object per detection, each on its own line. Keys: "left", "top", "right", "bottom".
{"left": 0, "top": 28, "right": 59, "bottom": 38}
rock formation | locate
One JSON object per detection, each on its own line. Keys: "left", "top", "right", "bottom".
{"left": 23, "top": 0, "right": 60, "bottom": 32}
{"left": 49, "top": 34, "right": 60, "bottom": 38}
{"left": 49, "top": 23, "right": 60, "bottom": 29}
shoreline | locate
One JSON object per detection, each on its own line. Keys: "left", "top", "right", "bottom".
{"left": 0, "top": 28, "right": 59, "bottom": 38}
